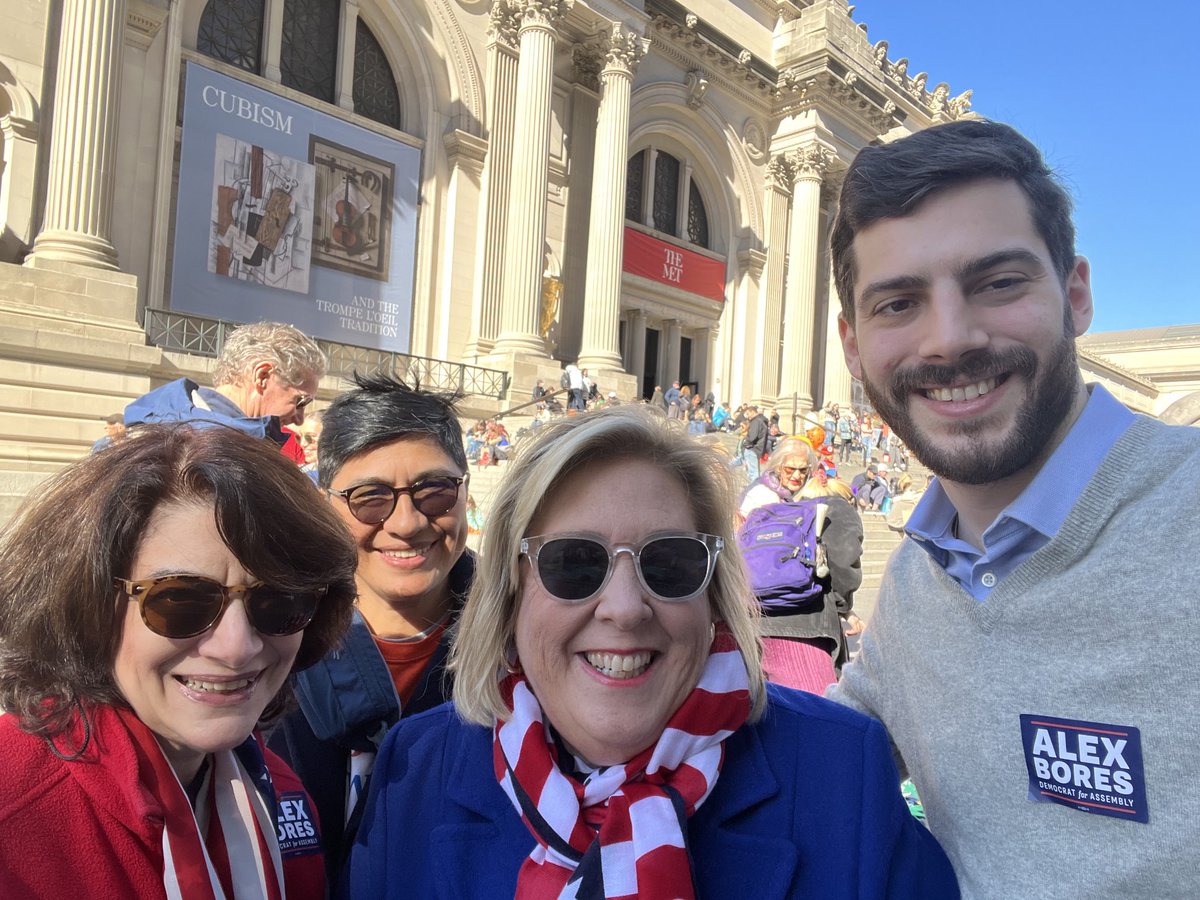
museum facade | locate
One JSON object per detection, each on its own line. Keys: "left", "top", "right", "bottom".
{"left": 2, "top": 0, "right": 1191, "bottom": 518}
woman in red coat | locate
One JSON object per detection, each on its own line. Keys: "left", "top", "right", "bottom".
{"left": 0, "top": 424, "right": 357, "bottom": 899}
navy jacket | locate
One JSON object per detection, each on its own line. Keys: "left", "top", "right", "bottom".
{"left": 123, "top": 377, "right": 291, "bottom": 447}
{"left": 268, "top": 552, "right": 474, "bottom": 876}
{"left": 348, "top": 685, "right": 959, "bottom": 899}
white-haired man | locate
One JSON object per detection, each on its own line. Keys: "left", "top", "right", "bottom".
{"left": 124, "top": 321, "right": 324, "bottom": 458}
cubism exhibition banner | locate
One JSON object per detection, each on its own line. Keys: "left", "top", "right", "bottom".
{"left": 170, "top": 62, "right": 420, "bottom": 350}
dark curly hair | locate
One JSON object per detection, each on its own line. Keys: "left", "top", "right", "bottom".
{"left": 0, "top": 423, "right": 358, "bottom": 745}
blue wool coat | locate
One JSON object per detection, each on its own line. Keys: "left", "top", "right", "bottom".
{"left": 347, "top": 685, "right": 959, "bottom": 899}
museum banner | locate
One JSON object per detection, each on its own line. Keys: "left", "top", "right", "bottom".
{"left": 622, "top": 227, "right": 725, "bottom": 302}
{"left": 170, "top": 62, "right": 420, "bottom": 350}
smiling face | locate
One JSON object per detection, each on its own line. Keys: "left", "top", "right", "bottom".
{"left": 839, "top": 179, "right": 1093, "bottom": 486}
{"left": 113, "top": 501, "right": 303, "bottom": 781}
{"left": 514, "top": 457, "right": 713, "bottom": 767}
{"left": 328, "top": 436, "right": 468, "bottom": 637}
{"left": 292, "top": 417, "right": 322, "bottom": 466}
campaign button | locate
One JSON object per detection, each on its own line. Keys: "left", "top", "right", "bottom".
{"left": 1019, "top": 713, "right": 1148, "bottom": 824}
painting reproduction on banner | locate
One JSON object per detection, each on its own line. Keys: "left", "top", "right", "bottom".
{"left": 209, "top": 135, "right": 315, "bottom": 293}
{"left": 171, "top": 62, "right": 420, "bottom": 351}
{"left": 310, "top": 137, "right": 393, "bottom": 281}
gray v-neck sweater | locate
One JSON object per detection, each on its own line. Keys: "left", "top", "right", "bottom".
{"left": 828, "top": 416, "right": 1200, "bottom": 899}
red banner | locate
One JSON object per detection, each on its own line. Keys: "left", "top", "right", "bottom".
{"left": 622, "top": 227, "right": 725, "bottom": 302}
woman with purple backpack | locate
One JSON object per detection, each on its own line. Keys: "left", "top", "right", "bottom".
{"left": 738, "top": 438, "right": 865, "bottom": 694}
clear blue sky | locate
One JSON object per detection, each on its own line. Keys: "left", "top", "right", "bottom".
{"left": 848, "top": 2, "right": 1200, "bottom": 334}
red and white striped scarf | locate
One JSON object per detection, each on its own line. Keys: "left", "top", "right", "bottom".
{"left": 117, "top": 706, "right": 286, "bottom": 900}
{"left": 493, "top": 630, "right": 750, "bottom": 900}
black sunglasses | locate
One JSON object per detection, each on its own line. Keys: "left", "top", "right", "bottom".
{"left": 329, "top": 474, "right": 467, "bottom": 525}
{"left": 115, "top": 575, "right": 324, "bottom": 639}
{"left": 520, "top": 532, "right": 723, "bottom": 603}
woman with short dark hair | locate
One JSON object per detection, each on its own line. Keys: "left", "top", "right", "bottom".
{"left": 0, "top": 424, "right": 357, "bottom": 899}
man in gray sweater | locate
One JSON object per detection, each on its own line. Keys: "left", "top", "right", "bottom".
{"left": 826, "top": 119, "right": 1200, "bottom": 898}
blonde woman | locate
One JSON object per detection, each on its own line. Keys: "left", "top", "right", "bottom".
{"left": 350, "top": 407, "right": 957, "bottom": 899}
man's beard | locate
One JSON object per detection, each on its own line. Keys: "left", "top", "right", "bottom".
{"left": 861, "top": 330, "right": 1080, "bottom": 485}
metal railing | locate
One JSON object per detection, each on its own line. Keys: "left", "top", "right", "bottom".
{"left": 494, "top": 386, "right": 569, "bottom": 420}
{"left": 143, "top": 308, "right": 509, "bottom": 399}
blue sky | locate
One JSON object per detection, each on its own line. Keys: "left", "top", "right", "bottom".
{"left": 848, "top": 1, "right": 1200, "bottom": 334}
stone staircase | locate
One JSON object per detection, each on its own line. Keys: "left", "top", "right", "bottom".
{"left": 855, "top": 512, "right": 904, "bottom": 625}
{"left": 843, "top": 453, "right": 931, "bottom": 626}
{"left": 459, "top": 412, "right": 538, "bottom": 551}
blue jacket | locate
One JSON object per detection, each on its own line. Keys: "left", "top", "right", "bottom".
{"left": 348, "top": 685, "right": 959, "bottom": 899}
{"left": 268, "top": 552, "right": 475, "bottom": 876}
{"left": 124, "top": 377, "right": 290, "bottom": 446}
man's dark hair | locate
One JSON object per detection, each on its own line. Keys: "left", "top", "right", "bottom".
{"left": 830, "top": 119, "right": 1077, "bottom": 324}
{"left": 318, "top": 373, "right": 467, "bottom": 488}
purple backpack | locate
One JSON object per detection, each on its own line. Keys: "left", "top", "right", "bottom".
{"left": 737, "top": 499, "right": 828, "bottom": 609}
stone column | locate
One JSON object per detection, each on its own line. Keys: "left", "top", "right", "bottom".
{"left": 662, "top": 319, "right": 682, "bottom": 385}
{"left": 466, "top": 2, "right": 521, "bottom": 359}
{"left": 263, "top": 0, "right": 285, "bottom": 82}
{"left": 627, "top": 309, "right": 647, "bottom": 392}
{"left": 26, "top": 0, "right": 127, "bottom": 270}
{"left": 620, "top": 312, "right": 633, "bottom": 370}
{"left": 823, "top": 265, "right": 853, "bottom": 407}
{"left": 335, "top": 0, "right": 360, "bottom": 110}
{"left": 693, "top": 325, "right": 711, "bottom": 396}
{"left": 577, "top": 23, "right": 647, "bottom": 374}
{"left": 491, "top": 0, "right": 573, "bottom": 358}
{"left": 729, "top": 247, "right": 765, "bottom": 406}
{"left": 778, "top": 143, "right": 831, "bottom": 412}
{"left": 754, "top": 154, "right": 791, "bottom": 406}
{"left": 676, "top": 160, "right": 692, "bottom": 232}
{"left": 642, "top": 147, "right": 658, "bottom": 228}
{"left": 0, "top": 86, "right": 41, "bottom": 259}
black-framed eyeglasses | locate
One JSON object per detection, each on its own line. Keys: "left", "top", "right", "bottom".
{"left": 329, "top": 474, "right": 467, "bottom": 525}
{"left": 520, "top": 532, "right": 723, "bottom": 604}
{"left": 115, "top": 575, "right": 324, "bottom": 639}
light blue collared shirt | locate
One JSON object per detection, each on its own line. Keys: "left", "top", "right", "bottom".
{"left": 904, "top": 384, "right": 1136, "bottom": 600}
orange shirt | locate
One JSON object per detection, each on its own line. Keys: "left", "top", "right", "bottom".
{"left": 372, "top": 621, "right": 448, "bottom": 706}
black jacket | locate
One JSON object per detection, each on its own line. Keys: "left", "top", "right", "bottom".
{"left": 745, "top": 415, "right": 770, "bottom": 454}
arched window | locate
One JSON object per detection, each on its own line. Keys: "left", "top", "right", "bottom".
{"left": 652, "top": 152, "right": 679, "bottom": 235}
{"left": 197, "top": 2, "right": 407, "bottom": 132}
{"left": 353, "top": 19, "right": 402, "bottom": 130}
{"left": 281, "top": 0, "right": 340, "bottom": 102}
{"left": 625, "top": 150, "right": 645, "bottom": 222}
{"left": 197, "top": 0, "right": 265, "bottom": 73}
{"left": 625, "top": 147, "right": 712, "bottom": 250}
